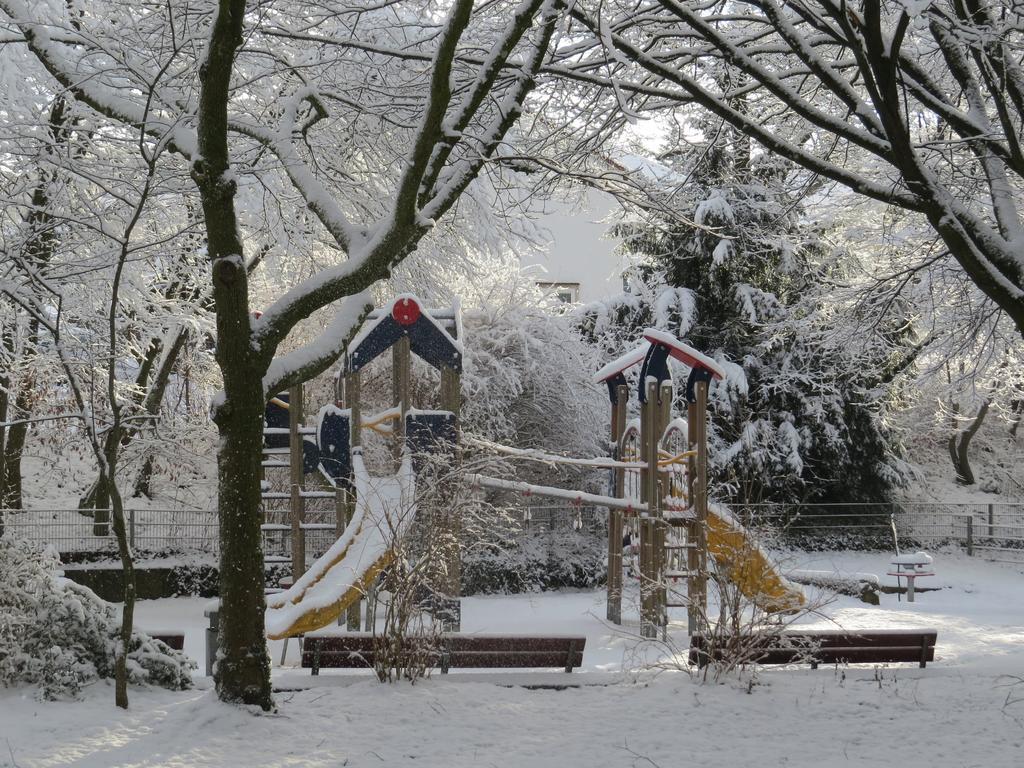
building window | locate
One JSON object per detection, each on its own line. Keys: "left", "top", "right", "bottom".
{"left": 537, "top": 282, "right": 580, "bottom": 304}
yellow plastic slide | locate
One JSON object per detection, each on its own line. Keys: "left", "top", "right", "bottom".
{"left": 264, "top": 532, "right": 395, "bottom": 639}
{"left": 706, "top": 504, "right": 805, "bottom": 613}
{"left": 264, "top": 456, "right": 415, "bottom": 639}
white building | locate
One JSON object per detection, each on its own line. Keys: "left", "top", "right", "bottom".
{"left": 521, "top": 185, "right": 629, "bottom": 305}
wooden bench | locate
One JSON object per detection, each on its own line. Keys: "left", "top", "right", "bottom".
{"left": 301, "top": 633, "right": 586, "bottom": 675}
{"left": 689, "top": 629, "right": 937, "bottom": 669}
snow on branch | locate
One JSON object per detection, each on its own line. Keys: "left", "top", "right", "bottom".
{"left": 417, "top": 0, "right": 550, "bottom": 200}
{"left": 228, "top": 108, "right": 360, "bottom": 254}
{"left": 383, "top": 0, "right": 475, "bottom": 236}
{"left": 420, "top": 0, "right": 567, "bottom": 222}
{"left": 569, "top": 7, "right": 924, "bottom": 210}
{"left": 261, "top": 291, "right": 373, "bottom": 398}
{"left": 0, "top": 0, "right": 197, "bottom": 157}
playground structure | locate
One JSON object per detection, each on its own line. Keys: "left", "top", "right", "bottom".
{"left": 257, "top": 293, "right": 803, "bottom": 645}
{"left": 593, "top": 329, "right": 805, "bottom": 637}
{"left": 263, "top": 295, "right": 462, "bottom": 639}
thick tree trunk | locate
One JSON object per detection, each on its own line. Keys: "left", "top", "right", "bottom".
{"left": 1, "top": 319, "right": 39, "bottom": 511}
{"left": 1, "top": 415, "right": 28, "bottom": 510}
{"left": 211, "top": 368, "right": 271, "bottom": 706}
{"left": 131, "top": 455, "right": 155, "bottom": 499}
{"left": 81, "top": 424, "right": 119, "bottom": 530}
{"left": 0, "top": 328, "right": 7, "bottom": 535}
{"left": 0, "top": 325, "right": 10, "bottom": 508}
{"left": 194, "top": 0, "right": 273, "bottom": 710}
{"left": 1, "top": 350, "right": 35, "bottom": 509}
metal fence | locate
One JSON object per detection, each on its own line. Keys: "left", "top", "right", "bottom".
{"left": 731, "top": 502, "right": 1024, "bottom": 562}
{"left": 0, "top": 506, "right": 341, "bottom": 563}
{"left": 518, "top": 505, "right": 602, "bottom": 535}
{"left": 3, "top": 501, "right": 1023, "bottom": 564}
{"left": 0, "top": 508, "right": 219, "bottom": 556}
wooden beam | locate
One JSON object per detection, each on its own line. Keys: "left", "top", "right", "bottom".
{"left": 392, "top": 335, "right": 411, "bottom": 467}
{"left": 606, "top": 383, "right": 628, "bottom": 625}
{"left": 289, "top": 384, "right": 306, "bottom": 578}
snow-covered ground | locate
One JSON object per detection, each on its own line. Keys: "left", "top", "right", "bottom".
{"left": 2, "top": 551, "right": 1023, "bottom": 768}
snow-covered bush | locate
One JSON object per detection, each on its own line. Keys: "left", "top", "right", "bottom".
{"left": 462, "top": 529, "right": 605, "bottom": 595}
{"left": 0, "top": 539, "right": 194, "bottom": 700}
{"left": 459, "top": 267, "right": 606, "bottom": 475}
{"left": 455, "top": 271, "right": 611, "bottom": 589}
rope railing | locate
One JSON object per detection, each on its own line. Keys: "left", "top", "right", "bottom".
{"left": 466, "top": 474, "right": 655, "bottom": 513}
{"left": 462, "top": 435, "right": 647, "bottom": 470}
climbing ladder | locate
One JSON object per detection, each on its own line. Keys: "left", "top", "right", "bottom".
{"left": 261, "top": 386, "right": 342, "bottom": 584}
{"left": 599, "top": 331, "right": 720, "bottom": 637}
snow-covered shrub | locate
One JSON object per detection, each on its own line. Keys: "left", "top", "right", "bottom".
{"left": 459, "top": 269, "right": 606, "bottom": 480}
{"left": 462, "top": 529, "right": 605, "bottom": 595}
{"left": 0, "top": 538, "right": 194, "bottom": 700}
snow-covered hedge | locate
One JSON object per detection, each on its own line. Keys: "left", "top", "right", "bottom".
{"left": 0, "top": 539, "right": 195, "bottom": 700}
{"left": 462, "top": 529, "right": 605, "bottom": 595}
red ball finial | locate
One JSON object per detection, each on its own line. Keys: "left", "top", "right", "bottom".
{"left": 392, "top": 297, "right": 421, "bottom": 326}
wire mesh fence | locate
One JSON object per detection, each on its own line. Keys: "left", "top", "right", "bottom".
{"left": 731, "top": 502, "right": 1024, "bottom": 560}
{"left": 0, "top": 508, "right": 219, "bottom": 556}
{"left": 518, "top": 504, "right": 601, "bottom": 535}
{"left": 3, "top": 501, "right": 1023, "bottom": 563}
{"left": 0, "top": 505, "right": 345, "bottom": 565}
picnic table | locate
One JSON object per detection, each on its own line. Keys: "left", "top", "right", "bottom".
{"left": 887, "top": 552, "right": 934, "bottom": 602}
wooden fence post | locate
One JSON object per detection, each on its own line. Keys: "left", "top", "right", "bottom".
{"left": 343, "top": 369, "right": 361, "bottom": 630}
{"left": 654, "top": 381, "right": 672, "bottom": 637}
{"left": 692, "top": 380, "right": 709, "bottom": 632}
{"left": 392, "top": 335, "right": 411, "bottom": 469}
{"left": 438, "top": 364, "right": 462, "bottom": 631}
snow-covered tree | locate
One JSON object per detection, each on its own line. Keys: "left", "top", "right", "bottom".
{"left": 582, "top": 127, "right": 911, "bottom": 504}
{"left": 460, "top": 266, "right": 605, "bottom": 468}
{"left": 567, "top": 0, "right": 1024, "bottom": 341}
{"left": 0, "top": 89, "right": 197, "bottom": 706}
{"left": 2, "top": 0, "right": 584, "bottom": 708}
{"left": 819, "top": 192, "right": 1024, "bottom": 489}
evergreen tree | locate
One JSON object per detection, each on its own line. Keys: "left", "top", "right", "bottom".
{"left": 583, "top": 125, "right": 911, "bottom": 504}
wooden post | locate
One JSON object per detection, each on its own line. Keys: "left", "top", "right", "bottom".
{"left": 438, "top": 364, "right": 462, "bottom": 630}
{"left": 346, "top": 372, "right": 361, "bottom": 448}
{"left": 654, "top": 381, "right": 672, "bottom": 636}
{"left": 606, "top": 383, "right": 628, "bottom": 625}
{"left": 691, "top": 381, "right": 709, "bottom": 633}
{"left": 342, "top": 369, "right": 361, "bottom": 630}
{"left": 334, "top": 485, "right": 359, "bottom": 629}
{"left": 392, "top": 335, "right": 411, "bottom": 468}
{"left": 364, "top": 576, "right": 378, "bottom": 632}
{"left": 686, "top": 400, "right": 700, "bottom": 635}
{"left": 639, "top": 378, "right": 660, "bottom": 639}
{"left": 289, "top": 384, "right": 306, "bottom": 579}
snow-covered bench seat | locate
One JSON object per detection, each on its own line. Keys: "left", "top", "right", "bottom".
{"left": 302, "top": 632, "right": 586, "bottom": 675}
{"left": 689, "top": 629, "right": 937, "bottom": 669}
